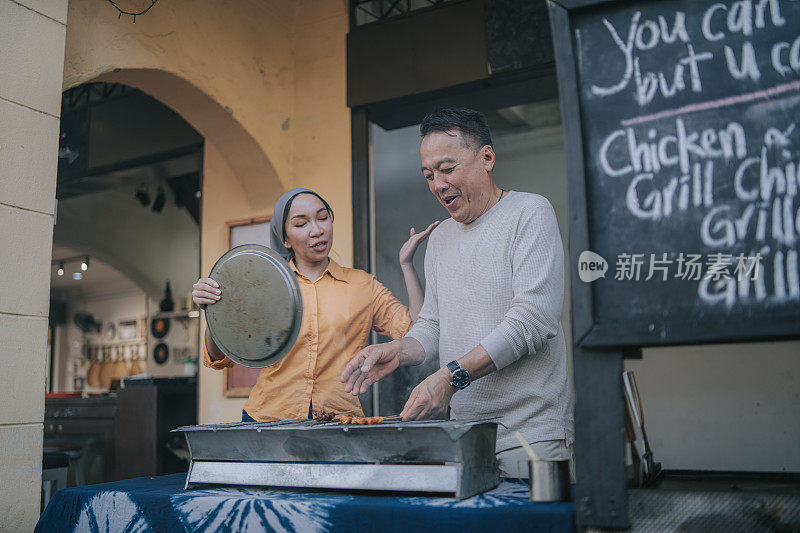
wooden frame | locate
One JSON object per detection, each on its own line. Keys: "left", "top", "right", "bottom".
{"left": 222, "top": 214, "right": 272, "bottom": 398}
{"left": 226, "top": 215, "right": 271, "bottom": 232}
{"left": 548, "top": 1, "right": 632, "bottom": 527}
{"left": 550, "top": 0, "right": 800, "bottom": 349}
{"left": 352, "top": 108, "right": 372, "bottom": 272}
{"left": 549, "top": 0, "right": 800, "bottom": 527}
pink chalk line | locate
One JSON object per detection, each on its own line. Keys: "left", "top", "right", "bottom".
{"left": 620, "top": 79, "right": 800, "bottom": 127}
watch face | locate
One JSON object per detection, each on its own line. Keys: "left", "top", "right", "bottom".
{"left": 451, "top": 368, "right": 470, "bottom": 389}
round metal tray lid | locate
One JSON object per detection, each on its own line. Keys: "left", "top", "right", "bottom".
{"left": 205, "top": 244, "right": 303, "bottom": 368}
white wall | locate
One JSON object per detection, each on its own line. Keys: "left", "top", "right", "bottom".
{"left": 371, "top": 110, "right": 800, "bottom": 473}
{"left": 58, "top": 292, "right": 200, "bottom": 390}
{"left": 61, "top": 292, "right": 147, "bottom": 392}
{"left": 52, "top": 177, "right": 200, "bottom": 390}
{"left": 53, "top": 179, "right": 200, "bottom": 299}
{"left": 627, "top": 342, "right": 800, "bottom": 472}
{"left": 145, "top": 298, "right": 199, "bottom": 379}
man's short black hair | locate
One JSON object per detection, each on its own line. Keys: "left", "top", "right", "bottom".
{"left": 420, "top": 107, "right": 493, "bottom": 151}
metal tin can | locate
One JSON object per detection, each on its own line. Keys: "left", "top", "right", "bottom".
{"left": 528, "top": 459, "right": 571, "bottom": 502}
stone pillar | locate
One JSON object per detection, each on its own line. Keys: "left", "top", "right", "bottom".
{"left": 0, "top": 0, "right": 67, "bottom": 528}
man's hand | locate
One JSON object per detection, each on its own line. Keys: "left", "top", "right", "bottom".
{"left": 339, "top": 337, "right": 425, "bottom": 396}
{"left": 341, "top": 341, "right": 403, "bottom": 395}
{"left": 341, "top": 338, "right": 426, "bottom": 396}
{"left": 400, "top": 368, "right": 454, "bottom": 420}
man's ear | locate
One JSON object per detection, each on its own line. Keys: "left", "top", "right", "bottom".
{"left": 482, "top": 145, "right": 496, "bottom": 172}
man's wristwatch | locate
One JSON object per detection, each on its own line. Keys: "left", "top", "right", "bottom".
{"left": 447, "top": 361, "right": 471, "bottom": 390}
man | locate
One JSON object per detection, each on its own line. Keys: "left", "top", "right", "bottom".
{"left": 340, "top": 107, "right": 574, "bottom": 477}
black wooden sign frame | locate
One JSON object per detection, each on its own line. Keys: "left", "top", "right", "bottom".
{"left": 550, "top": 0, "right": 800, "bottom": 350}
{"left": 550, "top": 0, "right": 800, "bottom": 527}
{"left": 549, "top": 2, "right": 633, "bottom": 526}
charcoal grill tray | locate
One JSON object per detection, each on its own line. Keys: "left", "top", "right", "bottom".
{"left": 174, "top": 418, "right": 500, "bottom": 463}
{"left": 174, "top": 418, "right": 500, "bottom": 498}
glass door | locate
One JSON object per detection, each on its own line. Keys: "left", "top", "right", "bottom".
{"left": 369, "top": 100, "right": 573, "bottom": 415}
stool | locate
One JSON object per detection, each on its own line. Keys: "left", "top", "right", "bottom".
{"left": 41, "top": 452, "right": 68, "bottom": 511}
{"left": 43, "top": 440, "right": 85, "bottom": 487}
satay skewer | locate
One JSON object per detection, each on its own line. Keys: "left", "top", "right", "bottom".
{"left": 336, "top": 414, "right": 402, "bottom": 425}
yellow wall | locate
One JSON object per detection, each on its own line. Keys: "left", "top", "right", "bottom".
{"left": 291, "top": 1, "right": 353, "bottom": 268}
{"left": 64, "top": 0, "right": 296, "bottom": 195}
{"left": 63, "top": 0, "right": 351, "bottom": 422}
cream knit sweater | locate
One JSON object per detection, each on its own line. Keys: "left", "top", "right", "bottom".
{"left": 407, "top": 191, "right": 574, "bottom": 452}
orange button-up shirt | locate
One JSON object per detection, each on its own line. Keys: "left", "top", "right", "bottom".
{"left": 203, "top": 259, "right": 412, "bottom": 420}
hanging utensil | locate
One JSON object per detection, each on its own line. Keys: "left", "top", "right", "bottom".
{"left": 86, "top": 346, "right": 101, "bottom": 388}
{"left": 130, "top": 353, "right": 145, "bottom": 375}
{"left": 112, "top": 346, "right": 129, "bottom": 380}
{"left": 99, "top": 346, "right": 115, "bottom": 389}
{"left": 129, "top": 343, "right": 146, "bottom": 375}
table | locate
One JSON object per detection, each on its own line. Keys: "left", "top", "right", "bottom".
{"left": 37, "top": 474, "right": 575, "bottom": 532}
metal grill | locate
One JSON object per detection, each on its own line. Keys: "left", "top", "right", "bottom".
{"left": 175, "top": 418, "right": 500, "bottom": 499}
{"left": 629, "top": 489, "right": 800, "bottom": 532}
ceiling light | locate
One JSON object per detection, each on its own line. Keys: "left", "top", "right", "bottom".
{"left": 72, "top": 272, "right": 83, "bottom": 280}
{"left": 81, "top": 257, "right": 89, "bottom": 271}
{"left": 57, "top": 262, "right": 64, "bottom": 276}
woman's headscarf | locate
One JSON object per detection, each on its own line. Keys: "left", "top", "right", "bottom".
{"left": 269, "top": 188, "right": 333, "bottom": 260}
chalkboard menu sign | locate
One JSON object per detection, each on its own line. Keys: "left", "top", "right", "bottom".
{"left": 550, "top": 0, "right": 800, "bottom": 347}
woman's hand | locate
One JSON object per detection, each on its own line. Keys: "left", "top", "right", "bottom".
{"left": 192, "top": 277, "right": 221, "bottom": 308}
{"left": 399, "top": 221, "right": 440, "bottom": 266}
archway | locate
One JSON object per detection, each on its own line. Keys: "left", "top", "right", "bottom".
{"left": 75, "top": 68, "right": 285, "bottom": 211}
{"left": 55, "top": 67, "right": 294, "bottom": 428}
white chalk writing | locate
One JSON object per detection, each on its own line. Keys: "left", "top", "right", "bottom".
{"left": 586, "top": 1, "right": 800, "bottom": 307}
{"left": 589, "top": 1, "right": 791, "bottom": 107}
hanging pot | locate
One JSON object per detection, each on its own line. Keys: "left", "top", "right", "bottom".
{"left": 112, "top": 347, "right": 130, "bottom": 380}
{"left": 130, "top": 356, "right": 145, "bottom": 375}
{"left": 86, "top": 347, "right": 101, "bottom": 388}
{"left": 129, "top": 343, "right": 146, "bottom": 375}
{"left": 99, "top": 347, "right": 115, "bottom": 389}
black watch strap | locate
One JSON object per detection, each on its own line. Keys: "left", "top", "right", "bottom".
{"left": 447, "top": 360, "right": 471, "bottom": 389}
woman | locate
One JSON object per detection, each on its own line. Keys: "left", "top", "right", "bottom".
{"left": 193, "top": 188, "right": 437, "bottom": 422}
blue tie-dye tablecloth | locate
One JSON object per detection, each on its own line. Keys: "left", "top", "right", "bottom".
{"left": 37, "top": 473, "right": 574, "bottom": 532}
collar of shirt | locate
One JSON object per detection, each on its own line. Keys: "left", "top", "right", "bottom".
{"left": 289, "top": 258, "right": 349, "bottom": 283}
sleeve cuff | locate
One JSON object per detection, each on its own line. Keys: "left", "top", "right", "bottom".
{"left": 406, "top": 324, "right": 438, "bottom": 364}
{"left": 481, "top": 326, "right": 525, "bottom": 371}
{"left": 202, "top": 340, "right": 235, "bottom": 370}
